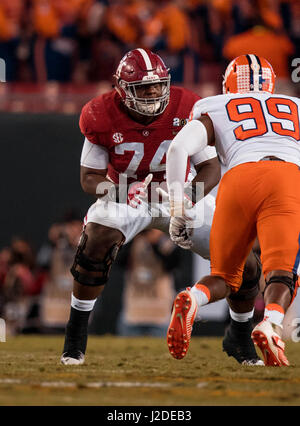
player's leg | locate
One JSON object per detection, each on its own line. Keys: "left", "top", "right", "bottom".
{"left": 251, "top": 272, "right": 298, "bottom": 367}
{"left": 61, "top": 200, "right": 152, "bottom": 365}
{"left": 251, "top": 237, "right": 299, "bottom": 366}
{"left": 223, "top": 250, "right": 264, "bottom": 365}
{"left": 188, "top": 189, "right": 262, "bottom": 364}
{"left": 251, "top": 162, "right": 300, "bottom": 366}
{"left": 190, "top": 195, "right": 261, "bottom": 313}
{"left": 61, "top": 223, "right": 124, "bottom": 365}
{"left": 167, "top": 167, "right": 257, "bottom": 359}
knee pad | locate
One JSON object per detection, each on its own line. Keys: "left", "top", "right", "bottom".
{"left": 228, "top": 255, "right": 261, "bottom": 301}
{"left": 70, "top": 231, "right": 123, "bottom": 287}
{"left": 264, "top": 274, "right": 298, "bottom": 301}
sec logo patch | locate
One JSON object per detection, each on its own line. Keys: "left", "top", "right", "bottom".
{"left": 112, "top": 133, "right": 124, "bottom": 144}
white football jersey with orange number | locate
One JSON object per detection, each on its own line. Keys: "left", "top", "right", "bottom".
{"left": 190, "top": 92, "right": 300, "bottom": 170}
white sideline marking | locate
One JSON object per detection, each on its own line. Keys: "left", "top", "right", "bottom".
{"left": 0, "top": 379, "right": 22, "bottom": 384}
{"left": 0, "top": 378, "right": 207, "bottom": 389}
{"left": 196, "top": 382, "right": 207, "bottom": 388}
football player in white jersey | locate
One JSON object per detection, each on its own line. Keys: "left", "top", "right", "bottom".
{"left": 166, "top": 54, "right": 300, "bottom": 366}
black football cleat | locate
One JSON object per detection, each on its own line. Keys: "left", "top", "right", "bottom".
{"left": 222, "top": 319, "right": 264, "bottom": 366}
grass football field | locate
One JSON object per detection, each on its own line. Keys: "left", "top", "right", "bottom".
{"left": 0, "top": 334, "right": 299, "bottom": 406}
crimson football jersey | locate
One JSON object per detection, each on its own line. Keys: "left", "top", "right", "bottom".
{"left": 79, "top": 86, "right": 200, "bottom": 184}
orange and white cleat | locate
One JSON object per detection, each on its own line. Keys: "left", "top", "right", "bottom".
{"left": 251, "top": 320, "right": 289, "bottom": 367}
{"left": 167, "top": 288, "right": 197, "bottom": 360}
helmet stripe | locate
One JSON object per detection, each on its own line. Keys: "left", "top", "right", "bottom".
{"left": 246, "top": 54, "right": 254, "bottom": 90}
{"left": 248, "top": 54, "right": 262, "bottom": 91}
{"left": 136, "top": 48, "right": 154, "bottom": 75}
{"left": 254, "top": 55, "right": 263, "bottom": 89}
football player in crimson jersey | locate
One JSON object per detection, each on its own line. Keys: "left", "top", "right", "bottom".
{"left": 60, "top": 48, "right": 263, "bottom": 366}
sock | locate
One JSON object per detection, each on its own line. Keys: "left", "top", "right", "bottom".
{"left": 63, "top": 294, "right": 97, "bottom": 355}
{"left": 71, "top": 294, "right": 97, "bottom": 312}
{"left": 190, "top": 283, "right": 210, "bottom": 320}
{"left": 229, "top": 308, "right": 254, "bottom": 323}
{"left": 264, "top": 303, "right": 285, "bottom": 326}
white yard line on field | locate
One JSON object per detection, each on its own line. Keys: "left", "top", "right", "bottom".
{"left": 0, "top": 378, "right": 208, "bottom": 389}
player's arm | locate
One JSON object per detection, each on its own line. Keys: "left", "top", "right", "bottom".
{"left": 190, "top": 148, "right": 220, "bottom": 203}
{"left": 80, "top": 138, "right": 115, "bottom": 199}
{"left": 194, "top": 157, "right": 220, "bottom": 194}
{"left": 80, "top": 166, "right": 110, "bottom": 197}
{"left": 166, "top": 115, "right": 215, "bottom": 216}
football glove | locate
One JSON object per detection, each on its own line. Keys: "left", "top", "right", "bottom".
{"left": 127, "top": 173, "right": 153, "bottom": 208}
{"left": 169, "top": 214, "right": 193, "bottom": 249}
{"left": 156, "top": 187, "right": 194, "bottom": 249}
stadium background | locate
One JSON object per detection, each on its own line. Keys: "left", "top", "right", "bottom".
{"left": 0, "top": 0, "right": 299, "bottom": 338}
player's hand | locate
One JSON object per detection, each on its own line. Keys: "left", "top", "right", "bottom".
{"left": 169, "top": 214, "right": 193, "bottom": 249}
{"left": 156, "top": 187, "right": 194, "bottom": 248}
{"left": 127, "top": 174, "right": 153, "bottom": 208}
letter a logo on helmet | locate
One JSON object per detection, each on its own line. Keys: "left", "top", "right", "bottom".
{"left": 223, "top": 54, "right": 276, "bottom": 94}
{"left": 113, "top": 48, "right": 171, "bottom": 116}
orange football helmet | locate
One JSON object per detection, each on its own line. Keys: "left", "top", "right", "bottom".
{"left": 223, "top": 54, "right": 276, "bottom": 94}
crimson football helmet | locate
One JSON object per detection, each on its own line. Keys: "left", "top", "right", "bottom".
{"left": 113, "top": 48, "right": 171, "bottom": 116}
{"left": 223, "top": 54, "right": 276, "bottom": 94}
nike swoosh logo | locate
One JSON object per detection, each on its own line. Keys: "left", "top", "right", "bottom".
{"left": 176, "top": 313, "right": 184, "bottom": 329}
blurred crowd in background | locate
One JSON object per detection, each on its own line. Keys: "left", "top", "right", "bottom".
{"left": 0, "top": 211, "right": 83, "bottom": 335}
{"left": 0, "top": 0, "right": 299, "bottom": 112}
